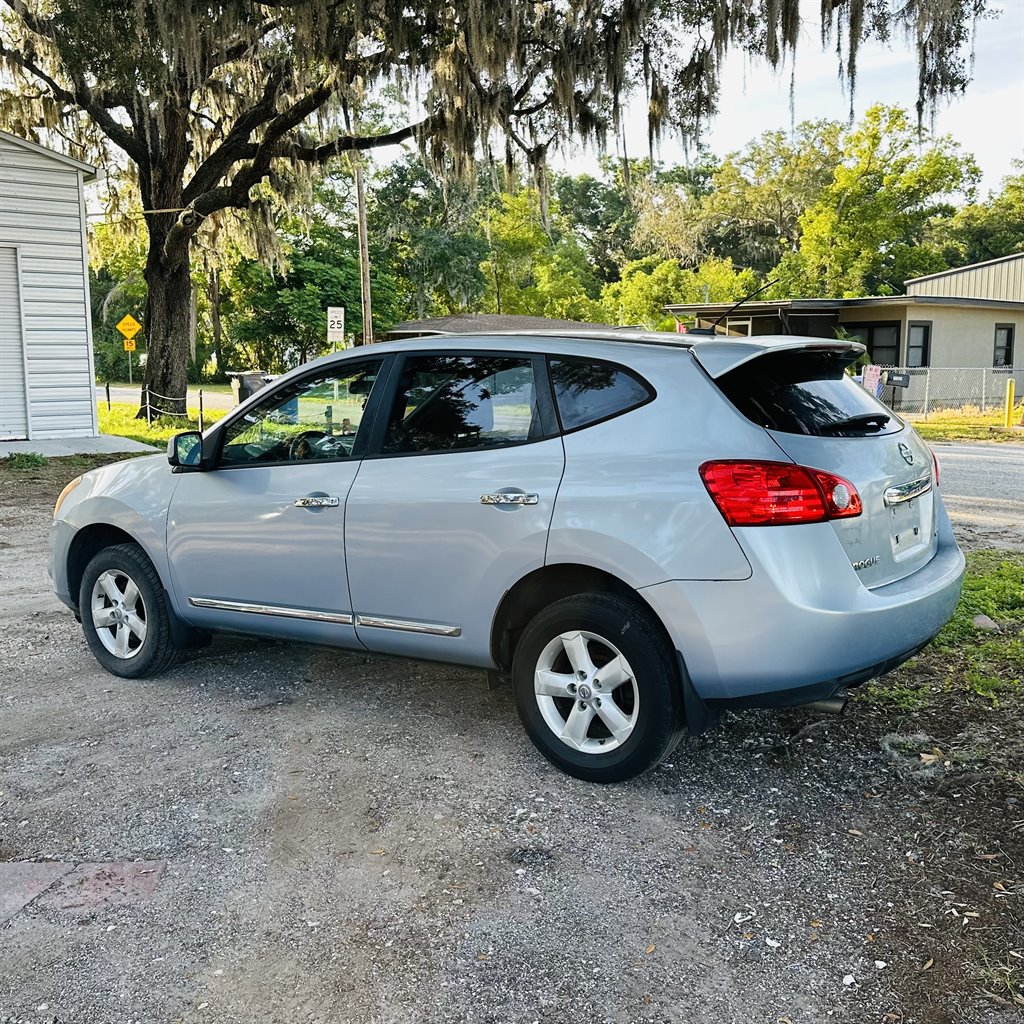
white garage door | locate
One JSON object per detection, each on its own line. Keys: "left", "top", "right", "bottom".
{"left": 0, "top": 246, "right": 29, "bottom": 440}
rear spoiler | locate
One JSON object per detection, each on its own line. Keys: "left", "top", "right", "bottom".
{"left": 690, "top": 338, "right": 866, "bottom": 379}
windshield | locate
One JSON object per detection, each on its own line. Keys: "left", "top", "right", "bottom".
{"left": 717, "top": 350, "right": 904, "bottom": 437}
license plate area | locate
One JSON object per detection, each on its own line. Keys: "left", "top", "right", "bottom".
{"left": 888, "top": 492, "right": 933, "bottom": 561}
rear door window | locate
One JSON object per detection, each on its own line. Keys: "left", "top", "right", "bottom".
{"left": 381, "top": 354, "right": 549, "bottom": 455}
{"left": 549, "top": 358, "right": 654, "bottom": 431}
{"left": 717, "top": 350, "right": 903, "bottom": 437}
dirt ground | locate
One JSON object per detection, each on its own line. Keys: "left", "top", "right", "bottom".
{"left": 1, "top": 454, "right": 1022, "bottom": 1024}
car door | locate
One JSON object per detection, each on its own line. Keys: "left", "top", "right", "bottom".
{"left": 166, "top": 356, "right": 388, "bottom": 646}
{"left": 345, "top": 351, "right": 565, "bottom": 666}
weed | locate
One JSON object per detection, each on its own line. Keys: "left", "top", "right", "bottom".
{"left": 965, "top": 668, "right": 1022, "bottom": 704}
{"left": 6, "top": 451, "right": 47, "bottom": 470}
{"left": 866, "top": 682, "right": 932, "bottom": 711}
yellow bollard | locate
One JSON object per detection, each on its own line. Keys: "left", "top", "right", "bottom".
{"left": 1005, "top": 377, "right": 1016, "bottom": 428}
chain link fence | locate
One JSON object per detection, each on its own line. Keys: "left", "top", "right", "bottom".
{"left": 875, "top": 366, "right": 1019, "bottom": 417}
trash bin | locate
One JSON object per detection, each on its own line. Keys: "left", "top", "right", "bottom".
{"left": 229, "top": 371, "right": 270, "bottom": 405}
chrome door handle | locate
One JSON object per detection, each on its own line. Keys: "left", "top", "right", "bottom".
{"left": 294, "top": 496, "right": 340, "bottom": 508}
{"left": 480, "top": 492, "right": 539, "bottom": 506}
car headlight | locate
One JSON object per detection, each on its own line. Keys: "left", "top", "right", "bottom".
{"left": 53, "top": 476, "right": 82, "bottom": 519}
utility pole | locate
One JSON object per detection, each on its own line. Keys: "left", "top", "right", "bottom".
{"left": 354, "top": 157, "right": 373, "bottom": 345}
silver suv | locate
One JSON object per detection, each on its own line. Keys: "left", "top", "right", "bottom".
{"left": 50, "top": 333, "right": 964, "bottom": 782}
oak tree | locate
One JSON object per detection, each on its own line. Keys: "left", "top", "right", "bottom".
{"left": 0, "top": 0, "right": 989, "bottom": 412}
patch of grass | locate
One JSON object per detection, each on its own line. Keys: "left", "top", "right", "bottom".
{"left": 936, "top": 550, "right": 1024, "bottom": 648}
{"left": 964, "top": 668, "right": 1022, "bottom": 703}
{"left": 98, "top": 402, "right": 227, "bottom": 447}
{"left": 866, "top": 681, "right": 932, "bottom": 711}
{"left": 908, "top": 404, "right": 1023, "bottom": 443}
{"left": 6, "top": 451, "right": 47, "bottom": 470}
{"left": 926, "top": 550, "right": 1024, "bottom": 705}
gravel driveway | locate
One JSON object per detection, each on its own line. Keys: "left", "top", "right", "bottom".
{"left": 1, "top": 450, "right": 1022, "bottom": 1024}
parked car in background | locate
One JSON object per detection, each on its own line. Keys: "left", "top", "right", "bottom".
{"left": 50, "top": 332, "right": 964, "bottom": 782}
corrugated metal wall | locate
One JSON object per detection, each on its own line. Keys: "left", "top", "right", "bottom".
{"left": 0, "top": 246, "right": 28, "bottom": 439}
{"left": 906, "top": 255, "right": 1024, "bottom": 301}
{"left": 0, "top": 136, "right": 96, "bottom": 439}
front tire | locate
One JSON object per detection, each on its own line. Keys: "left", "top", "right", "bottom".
{"left": 512, "top": 592, "right": 684, "bottom": 783}
{"left": 79, "top": 543, "right": 178, "bottom": 678}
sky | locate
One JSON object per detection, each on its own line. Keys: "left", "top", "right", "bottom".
{"left": 553, "top": 0, "right": 1024, "bottom": 196}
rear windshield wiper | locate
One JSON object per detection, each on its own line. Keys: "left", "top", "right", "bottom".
{"left": 820, "top": 413, "right": 891, "bottom": 435}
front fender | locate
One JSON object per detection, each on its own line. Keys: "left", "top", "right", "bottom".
{"left": 56, "top": 455, "right": 180, "bottom": 609}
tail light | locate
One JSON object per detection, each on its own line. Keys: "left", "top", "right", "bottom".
{"left": 931, "top": 448, "right": 940, "bottom": 487}
{"left": 700, "top": 460, "right": 863, "bottom": 526}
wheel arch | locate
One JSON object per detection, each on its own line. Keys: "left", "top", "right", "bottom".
{"left": 67, "top": 523, "right": 142, "bottom": 611}
{"left": 490, "top": 562, "right": 676, "bottom": 674}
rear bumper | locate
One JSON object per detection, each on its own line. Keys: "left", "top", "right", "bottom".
{"left": 640, "top": 499, "right": 964, "bottom": 704}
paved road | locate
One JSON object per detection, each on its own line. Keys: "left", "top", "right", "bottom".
{"left": 97, "top": 384, "right": 237, "bottom": 410}
{"left": 932, "top": 441, "right": 1024, "bottom": 550}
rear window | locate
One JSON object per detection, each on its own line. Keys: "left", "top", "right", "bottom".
{"left": 717, "top": 350, "right": 903, "bottom": 437}
{"left": 549, "top": 358, "right": 653, "bottom": 431}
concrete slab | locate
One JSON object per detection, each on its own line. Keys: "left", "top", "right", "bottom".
{"left": 0, "top": 436, "right": 157, "bottom": 457}
{"left": 0, "top": 862, "right": 74, "bottom": 924}
{"left": 35, "top": 860, "right": 167, "bottom": 912}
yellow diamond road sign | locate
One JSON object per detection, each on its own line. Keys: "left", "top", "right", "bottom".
{"left": 123, "top": 338, "right": 136, "bottom": 352}
{"left": 115, "top": 313, "right": 142, "bottom": 340}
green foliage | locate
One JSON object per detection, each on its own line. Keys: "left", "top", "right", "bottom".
{"left": 227, "top": 218, "right": 401, "bottom": 373}
{"left": 772, "top": 106, "right": 978, "bottom": 297}
{"left": 554, "top": 168, "right": 640, "bottom": 283}
{"left": 936, "top": 164, "right": 1024, "bottom": 265}
{"left": 479, "top": 190, "right": 604, "bottom": 321}
{"left": 369, "top": 157, "right": 487, "bottom": 319}
{"left": 636, "top": 122, "right": 843, "bottom": 273}
{"left": 600, "top": 257, "right": 758, "bottom": 330}
{"left": 6, "top": 452, "right": 47, "bottom": 470}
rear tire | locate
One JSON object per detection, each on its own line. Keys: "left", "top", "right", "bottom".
{"left": 512, "top": 592, "right": 684, "bottom": 783}
{"left": 79, "top": 543, "right": 178, "bottom": 678}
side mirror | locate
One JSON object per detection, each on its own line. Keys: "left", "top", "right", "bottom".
{"left": 167, "top": 431, "right": 204, "bottom": 469}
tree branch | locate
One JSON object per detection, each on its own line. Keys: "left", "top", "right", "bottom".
{"left": 283, "top": 115, "right": 438, "bottom": 163}
{"left": 0, "top": 38, "right": 149, "bottom": 162}
{"left": 182, "top": 65, "right": 289, "bottom": 205}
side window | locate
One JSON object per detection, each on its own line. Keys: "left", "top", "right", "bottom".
{"left": 549, "top": 358, "right": 653, "bottom": 431}
{"left": 382, "top": 354, "right": 543, "bottom": 455}
{"left": 994, "top": 324, "right": 1014, "bottom": 368}
{"left": 219, "top": 360, "right": 383, "bottom": 466}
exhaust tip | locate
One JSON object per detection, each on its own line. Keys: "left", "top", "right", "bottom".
{"left": 801, "top": 693, "right": 850, "bottom": 716}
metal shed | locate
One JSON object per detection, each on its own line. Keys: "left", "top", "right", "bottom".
{"left": 0, "top": 130, "right": 98, "bottom": 440}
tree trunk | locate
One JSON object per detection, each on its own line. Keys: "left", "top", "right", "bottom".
{"left": 208, "top": 269, "right": 223, "bottom": 378}
{"left": 140, "top": 245, "right": 192, "bottom": 418}
{"left": 138, "top": 106, "right": 193, "bottom": 419}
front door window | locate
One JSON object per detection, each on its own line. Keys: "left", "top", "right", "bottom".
{"left": 219, "top": 360, "right": 384, "bottom": 465}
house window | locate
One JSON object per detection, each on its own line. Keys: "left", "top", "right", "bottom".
{"left": 994, "top": 324, "right": 1015, "bottom": 367}
{"left": 843, "top": 323, "right": 900, "bottom": 366}
{"left": 907, "top": 322, "right": 931, "bottom": 367}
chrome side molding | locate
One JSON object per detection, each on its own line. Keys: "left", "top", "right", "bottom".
{"left": 187, "top": 598, "right": 461, "bottom": 638}
{"left": 883, "top": 476, "right": 933, "bottom": 507}
{"left": 356, "top": 615, "right": 462, "bottom": 637}
{"left": 188, "top": 597, "right": 354, "bottom": 625}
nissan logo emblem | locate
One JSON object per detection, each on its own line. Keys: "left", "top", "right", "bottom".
{"left": 898, "top": 442, "right": 915, "bottom": 466}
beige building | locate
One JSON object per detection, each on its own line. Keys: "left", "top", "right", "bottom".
{"left": 665, "top": 252, "right": 1024, "bottom": 381}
